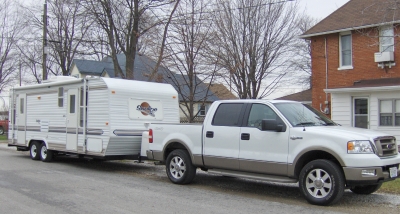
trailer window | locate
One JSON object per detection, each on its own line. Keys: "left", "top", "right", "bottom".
{"left": 20, "top": 98, "right": 24, "bottom": 114}
{"left": 58, "top": 87, "right": 64, "bottom": 107}
{"left": 79, "top": 87, "right": 87, "bottom": 127}
{"left": 69, "top": 95, "right": 75, "bottom": 113}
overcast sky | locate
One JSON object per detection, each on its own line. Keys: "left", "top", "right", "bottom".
{"left": 298, "top": 0, "right": 350, "bottom": 20}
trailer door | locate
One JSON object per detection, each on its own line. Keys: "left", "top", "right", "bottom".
{"left": 17, "top": 93, "right": 26, "bottom": 145}
{"left": 66, "top": 89, "right": 78, "bottom": 151}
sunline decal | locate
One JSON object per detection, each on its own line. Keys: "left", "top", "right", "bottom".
{"left": 136, "top": 102, "right": 158, "bottom": 117}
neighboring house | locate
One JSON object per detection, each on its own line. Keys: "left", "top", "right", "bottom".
{"left": 70, "top": 54, "right": 234, "bottom": 122}
{"left": 274, "top": 89, "right": 312, "bottom": 105}
{"left": 301, "top": 0, "right": 400, "bottom": 141}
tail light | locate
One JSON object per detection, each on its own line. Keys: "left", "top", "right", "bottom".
{"left": 149, "top": 129, "right": 153, "bottom": 143}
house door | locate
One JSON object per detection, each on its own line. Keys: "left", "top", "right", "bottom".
{"left": 66, "top": 89, "right": 78, "bottom": 151}
{"left": 353, "top": 97, "right": 369, "bottom": 129}
{"left": 17, "top": 94, "right": 27, "bottom": 145}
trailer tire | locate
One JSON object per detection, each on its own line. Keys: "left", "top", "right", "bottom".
{"left": 39, "top": 143, "right": 53, "bottom": 162}
{"left": 166, "top": 149, "right": 196, "bottom": 184}
{"left": 350, "top": 184, "right": 382, "bottom": 195}
{"left": 30, "top": 142, "right": 40, "bottom": 160}
{"left": 299, "top": 159, "right": 345, "bottom": 206}
{"left": 0, "top": 127, "right": 4, "bottom": 135}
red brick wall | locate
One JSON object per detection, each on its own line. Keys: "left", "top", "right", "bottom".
{"left": 311, "top": 28, "right": 400, "bottom": 116}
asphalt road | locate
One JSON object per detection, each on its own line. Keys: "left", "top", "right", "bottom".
{"left": 0, "top": 144, "right": 399, "bottom": 214}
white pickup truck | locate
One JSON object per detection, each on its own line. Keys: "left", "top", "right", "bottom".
{"left": 145, "top": 100, "right": 400, "bottom": 206}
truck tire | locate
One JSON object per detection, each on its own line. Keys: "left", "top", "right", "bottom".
{"left": 166, "top": 149, "right": 196, "bottom": 184}
{"left": 30, "top": 142, "right": 41, "bottom": 160}
{"left": 299, "top": 159, "right": 345, "bottom": 206}
{"left": 350, "top": 184, "right": 382, "bottom": 195}
{"left": 39, "top": 143, "right": 53, "bottom": 162}
{"left": 0, "top": 127, "right": 4, "bottom": 135}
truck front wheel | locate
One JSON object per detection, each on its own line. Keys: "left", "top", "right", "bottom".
{"left": 350, "top": 184, "right": 382, "bottom": 195}
{"left": 299, "top": 159, "right": 345, "bottom": 206}
{"left": 166, "top": 149, "right": 196, "bottom": 184}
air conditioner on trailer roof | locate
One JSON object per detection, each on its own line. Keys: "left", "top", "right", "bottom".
{"left": 374, "top": 51, "right": 394, "bottom": 62}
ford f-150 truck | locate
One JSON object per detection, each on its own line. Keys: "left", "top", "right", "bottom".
{"left": 145, "top": 100, "right": 400, "bottom": 206}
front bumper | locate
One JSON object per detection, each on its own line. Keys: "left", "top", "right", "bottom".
{"left": 343, "top": 164, "right": 399, "bottom": 186}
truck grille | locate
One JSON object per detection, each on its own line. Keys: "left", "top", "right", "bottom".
{"left": 374, "top": 136, "right": 397, "bottom": 157}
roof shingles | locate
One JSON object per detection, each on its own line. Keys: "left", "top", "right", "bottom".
{"left": 302, "top": 0, "right": 400, "bottom": 38}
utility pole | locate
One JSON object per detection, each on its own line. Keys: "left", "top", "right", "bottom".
{"left": 42, "top": 0, "right": 48, "bottom": 81}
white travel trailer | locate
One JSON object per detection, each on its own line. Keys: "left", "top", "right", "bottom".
{"left": 8, "top": 76, "right": 179, "bottom": 162}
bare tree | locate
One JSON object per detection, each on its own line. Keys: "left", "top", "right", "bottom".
{"left": 210, "top": 0, "right": 301, "bottom": 99}
{"left": 46, "top": 0, "right": 93, "bottom": 76}
{"left": 290, "top": 15, "right": 319, "bottom": 88}
{"left": 162, "top": 0, "right": 218, "bottom": 122}
{"left": 83, "top": 0, "right": 172, "bottom": 79}
{"left": 0, "top": 0, "right": 25, "bottom": 91}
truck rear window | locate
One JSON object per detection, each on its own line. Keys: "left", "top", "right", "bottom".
{"left": 212, "top": 103, "right": 243, "bottom": 126}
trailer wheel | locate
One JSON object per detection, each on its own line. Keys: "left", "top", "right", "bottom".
{"left": 166, "top": 149, "right": 196, "bottom": 184}
{"left": 299, "top": 159, "right": 345, "bottom": 206}
{"left": 0, "top": 127, "right": 4, "bottom": 135}
{"left": 39, "top": 143, "right": 53, "bottom": 162}
{"left": 30, "top": 142, "right": 40, "bottom": 160}
{"left": 350, "top": 184, "right": 382, "bottom": 195}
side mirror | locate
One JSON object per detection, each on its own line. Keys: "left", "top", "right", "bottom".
{"left": 261, "top": 119, "right": 285, "bottom": 132}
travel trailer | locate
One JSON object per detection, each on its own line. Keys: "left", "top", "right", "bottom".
{"left": 8, "top": 76, "right": 179, "bottom": 162}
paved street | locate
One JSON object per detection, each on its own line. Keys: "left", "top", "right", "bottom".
{"left": 0, "top": 142, "right": 399, "bottom": 214}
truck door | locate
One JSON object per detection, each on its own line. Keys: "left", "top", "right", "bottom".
{"left": 203, "top": 103, "right": 245, "bottom": 170}
{"left": 17, "top": 93, "right": 27, "bottom": 145}
{"left": 239, "top": 103, "right": 289, "bottom": 176}
{"left": 66, "top": 89, "right": 78, "bottom": 151}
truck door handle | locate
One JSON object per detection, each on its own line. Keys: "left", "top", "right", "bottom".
{"left": 206, "top": 131, "right": 214, "bottom": 138}
{"left": 241, "top": 133, "right": 250, "bottom": 140}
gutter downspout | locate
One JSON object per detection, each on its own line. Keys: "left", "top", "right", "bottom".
{"left": 320, "top": 37, "right": 330, "bottom": 114}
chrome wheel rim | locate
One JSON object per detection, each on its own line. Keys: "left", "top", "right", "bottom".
{"left": 41, "top": 145, "right": 47, "bottom": 159}
{"left": 305, "top": 169, "right": 332, "bottom": 198}
{"left": 169, "top": 156, "right": 186, "bottom": 179}
{"left": 31, "top": 144, "right": 37, "bottom": 157}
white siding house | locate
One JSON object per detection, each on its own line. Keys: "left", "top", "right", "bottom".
{"left": 325, "top": 84, "right": 400, "bottom": 144}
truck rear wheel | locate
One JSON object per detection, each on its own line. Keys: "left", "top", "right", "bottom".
{"left": 299, "top": 159, "right": 345, "bottom": 206}
{"left": 0, "top": 127, "right": 4, "bottom": 135}
{"left": 350, "top": 184, "right": 382, "bottom": 195}
{"left": 39, "top": 143, "right": 53, "bottom": 162}
{"left": 166, "top": 149, "right": 196, "bottom": 184}
{"left": 30, "top": 142, "right": 40, "bottom": 160}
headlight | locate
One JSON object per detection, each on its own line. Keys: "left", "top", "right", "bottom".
{"left": 347, "top": 140, "right": 375, "bottom": 154}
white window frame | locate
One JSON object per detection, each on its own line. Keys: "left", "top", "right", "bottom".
{"left": 379, "top": 99, "right": 400, "bottom": 126}
{"left": 338, "top": 31, "right": 353, "bottom": 70}
{"left": 198, "top": 104, "right": 209, "bottom": 116}
{"left": 352, "top": 97, "right": 369, "bottom": 129}
{"left": 379, "top": 25, "right": 394, "bottom": 52}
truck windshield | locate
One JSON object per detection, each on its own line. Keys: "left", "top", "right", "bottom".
{"left": 273, "top": 102, "right": 336, "bottom": 127}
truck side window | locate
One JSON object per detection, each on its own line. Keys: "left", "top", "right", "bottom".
{"left": 212, "top": 103, "right": 243, "bottom": 126}
{"left": 247, "top": 104, "right": 278, "bottom": 129}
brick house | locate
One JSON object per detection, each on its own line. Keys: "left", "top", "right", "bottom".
{"left": 301, "top": 0, "right": 400, "bottom": 141}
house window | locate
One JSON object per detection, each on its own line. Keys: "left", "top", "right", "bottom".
{"left": 339, "top": 32, "right": 353, "bottom": 69}
{"left": 198, "top": 104, "right": 209, "bottom": 116}
{"left": 379, "top": 26, "right": 394, "bottom": 52}
{"left": 379, "top": 99, "right": 400, "bottom": 126}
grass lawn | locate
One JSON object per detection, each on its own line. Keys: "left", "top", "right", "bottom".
{"left": 0, "top": 134, "right": 7, "bottom": 141}
{"left": 379, "top": 178, "right": 400, "bottom": 194}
